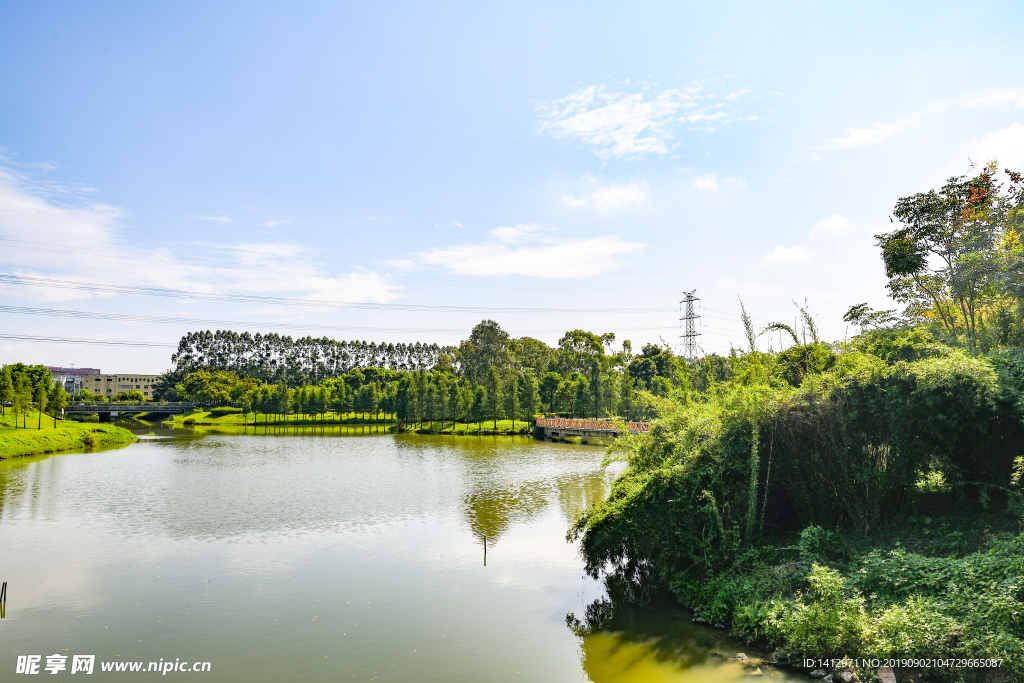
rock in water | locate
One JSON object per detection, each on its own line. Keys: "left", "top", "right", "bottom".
{"left": 810, "top": 670, "right": 828, "bottom": 678}
{"left": 877, "top": 666, "right": 896, "bottom": 683}
{"left": 735, "top": 653, "right": 751, "bottom": 663}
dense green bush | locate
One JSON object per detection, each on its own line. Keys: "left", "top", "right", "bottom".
{"left": 571, "top": 334, "right": 1024, "bottom": 676}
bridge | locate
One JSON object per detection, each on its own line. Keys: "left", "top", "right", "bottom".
{"left": 66, "top": 402, "right": 198, "bottom": 422}
{"left": 535, "top": 416, "right": 649, "bottom": 443}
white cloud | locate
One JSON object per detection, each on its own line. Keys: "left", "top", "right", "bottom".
{"left": 811, "top": 215, "right": 850, "bottom": 237}
{"left": 537, "top": 83, "right": 756, "bottom": 159}
{"left": 762, "top": 245, "right": 811, "bottom": 265}
{"left": 562, "top": 182, "right": 650, "bottom": 211}
{"left": 190, "top": 214, "right": 234, "bottom": 223}
{"left": 823, "top": 87, "right": 1024, "bottom": 151}
{"left": 0, "top": 164, "right": 400, "bottom": 305}
{"left": 965, "top": 122, "right": 1024, "bottom": 170}
{"left": 693, "top": 174, "right": 719, "bottom": 191}
{"left": 393, "top": 224, "right": 645, "bottom": 279}
{"left": 692, "top": 173, "right": 743, "bottom": 192}
{"left": 263, "top": 218, "right": 300, "bottom": 228}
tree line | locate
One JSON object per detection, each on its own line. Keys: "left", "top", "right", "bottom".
{"left": 159, "top": 320, "right": 684, "bottom": 427}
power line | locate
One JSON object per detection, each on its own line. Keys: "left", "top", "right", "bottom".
{"left": 0, "top": 334, "right": 176, "bottom": 348}
{"left": 0, "top": 273, "right": 672, "bottom": 315}
{"left": 0, "top": 304, "right": 680, "bottom": 335}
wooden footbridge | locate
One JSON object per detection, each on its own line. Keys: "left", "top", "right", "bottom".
{"left": 66, "top": 402, "right": 197, "bottom": 422}
{"left": 535, "top": 416, "right": 649, "bottom": 443}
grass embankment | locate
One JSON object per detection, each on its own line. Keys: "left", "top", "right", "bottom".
{"left": 0, "top": 410, "right": 137, "bottom": 459}
{"left": 168, "top": 411, "right": 535, "bottom": 435}
{"left": 571, "top": 337, "right": 1024, "bottom": 682}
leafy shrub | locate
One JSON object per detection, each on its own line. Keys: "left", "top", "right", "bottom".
{"left": 773, "top": 564, "right": 870, "bottom": 660}
{"left": 82, "top": 432, "right": 98, "bottom": 447}
{"left": 183, "top": 417, "right": 196, "bottom": 426}
{"left": 798, "top": 525, "right": 846, "bottom": 561}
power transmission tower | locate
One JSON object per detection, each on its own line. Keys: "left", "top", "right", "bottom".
{"left": 679, "top": 290, "right": 701, "bottom": 363}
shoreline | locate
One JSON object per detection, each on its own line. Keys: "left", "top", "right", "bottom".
{"left": 0, "top": 418, "right": 137, "bottom": 459}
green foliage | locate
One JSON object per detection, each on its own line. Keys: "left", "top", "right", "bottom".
{"left": 208, "top": 406, "right": 242, "bottom": 418}
{"left": 111, "top": 390, "right": 146, "bottom": 402}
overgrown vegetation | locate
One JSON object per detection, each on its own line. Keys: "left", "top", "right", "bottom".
{"left": 569, "top": 164, "right": 1024, "bottom": 682}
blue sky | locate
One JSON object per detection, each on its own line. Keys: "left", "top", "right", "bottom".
{"left": 2, "top": 1, "right": 1024, "bottom": 373}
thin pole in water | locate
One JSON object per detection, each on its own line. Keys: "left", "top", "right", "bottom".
{"left": 483, "top": 535, "right": 487, "bottom": 566}
{"left": 1, "top": 581, "right": 6, "bottom": 601}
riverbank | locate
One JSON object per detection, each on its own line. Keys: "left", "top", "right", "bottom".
{"left": 0, "top": 411, "right": 137, "bottom": 459}
{"left": 166, "top": 411, "right": 535, "bottom": 435}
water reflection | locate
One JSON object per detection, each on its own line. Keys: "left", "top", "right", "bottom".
{"left": 568, "top": 582, "right": 795, "bottom": 682}
{"left": 0, "top": 430, "right": 802, "bottom": 682}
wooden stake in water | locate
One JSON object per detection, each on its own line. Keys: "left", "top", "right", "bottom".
{"left": 483, "top": 535, "right": 487, "bottom": 566}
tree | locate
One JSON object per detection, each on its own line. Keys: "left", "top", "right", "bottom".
{"left": 34, "top": 380, "right": 47, "bottom": 429}
{"left": 111, "top": 390, "right": 146, "bottom": 402}
{"left": 486, "top": 366, "right": 503, "bottom": 431}
{"left": 458, "top": 320, "right": 511, "bottom": 385}
{"left": 520, "top": 371, "right": 539, "bottom": 425}
{"left": 875, "top": 162, "right": 1022, "bottom": 349}
{"left": 471, "top": 385, "right": 487, "bottom": 434}
{"left": 539, "top": 372, "right": 562, "bottom": 413}
{"left": 0, "top": 367, "right": 12, "bottom": 418}
{"left": 276, "top": 380, "right": 290, "bottom": 422}
{"left": 239, "top": 395, "right": 252, "bottom": 426}
{"left": 554, "top": 379, "right": 575, "bottom": 416}
{"left": 15, "top": 374, "right": 31, "bottom": 428}
{"left": 48, "top": 382, "right": 68, "bottom": 427}
{"left": 503, "top": 372, "right": 519, "bottom": 432}
{"left": 510, "top": 337, "right": 554, "bottom": 376}
{"left": 574, "top": 379, "right": 591, "bottom": 419}
{"left": 556, "top": 330, "right": 605, "bottom": 377}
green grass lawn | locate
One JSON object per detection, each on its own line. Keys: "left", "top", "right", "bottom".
{"left": 0, "top": 409, "right": 137, "bottom": 459}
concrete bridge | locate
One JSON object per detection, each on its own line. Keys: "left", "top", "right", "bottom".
{"left": 66, "top": 402, "right": 197, "bottom": 422}
{"left": 535, "top": 416, "right": 649, "bottom": 443}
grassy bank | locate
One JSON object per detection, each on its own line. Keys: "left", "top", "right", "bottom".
{"left": 167, "top": 411, "right": 535, "bottom": 435}
{"left": 570, "top": 337, "right": 1024, "bottom": 682}
{"left": 0, "top": 410, "right": 137, "bottom": 459}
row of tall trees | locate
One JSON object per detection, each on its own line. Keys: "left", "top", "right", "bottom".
{"left": 0, "top": 364, "right": 69, "bottom": 429}
{"left": 167, "top": 321, "right": 684, "bottom": 425}
{"left": 166, "top": 331, "right": 457, "bottom": 386}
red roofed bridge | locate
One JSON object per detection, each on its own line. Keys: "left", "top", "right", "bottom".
{"left": 535, "top": 416, "right": 649, "bottom": 443}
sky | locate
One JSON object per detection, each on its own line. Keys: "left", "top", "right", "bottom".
{"left": 2, "top": 1, "right": 1024, "bottom": 374}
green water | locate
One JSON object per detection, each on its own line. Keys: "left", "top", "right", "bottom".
{"left": 0, "top": 430, "right": 800, "bottom": 681}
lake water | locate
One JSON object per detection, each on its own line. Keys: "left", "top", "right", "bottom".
{"left": 0, "top": 428, "right": 800, "bottom": 681}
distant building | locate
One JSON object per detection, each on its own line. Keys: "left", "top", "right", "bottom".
{"left": 47, "top": 366, "right": 101, "bottom": 396}
{"left": 81, "top": 373, "right": 162, "bottom": 399}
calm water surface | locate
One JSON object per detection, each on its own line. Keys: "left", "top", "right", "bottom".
{"left": 0, "top": 428, "right": 800, "bottom": 682}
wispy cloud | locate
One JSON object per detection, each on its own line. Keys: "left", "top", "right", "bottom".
{"left": 391, "top": 223, "right": 645, "bottom": 279}
{"left": 263, "top": 218, "right": 300, "bottom": 228}
{"left": 537, "top": 82, "right": 757, "bottom": 159}
{"left": 692, "top": 173, "right": 743, "bottom": 192}
{"left": 190, "top": 214, "right": 234, "bottom": 223}
{"left": 965, "top": 123, "right": 1024, "bottom": 170}
{"left": 0, "top": 164, "right": 400, "bottom": 305}
{"left": 811, "top": 215, "right": 850, "bottom": 237}
{"left": 762, "top": 245, "right": 811, "bottom": 265}
{"left": 562, "top": 182, "right": 649, "bottom": 210}
{"left": 823, "top": 87, "right": 1024, "bottom": 151}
